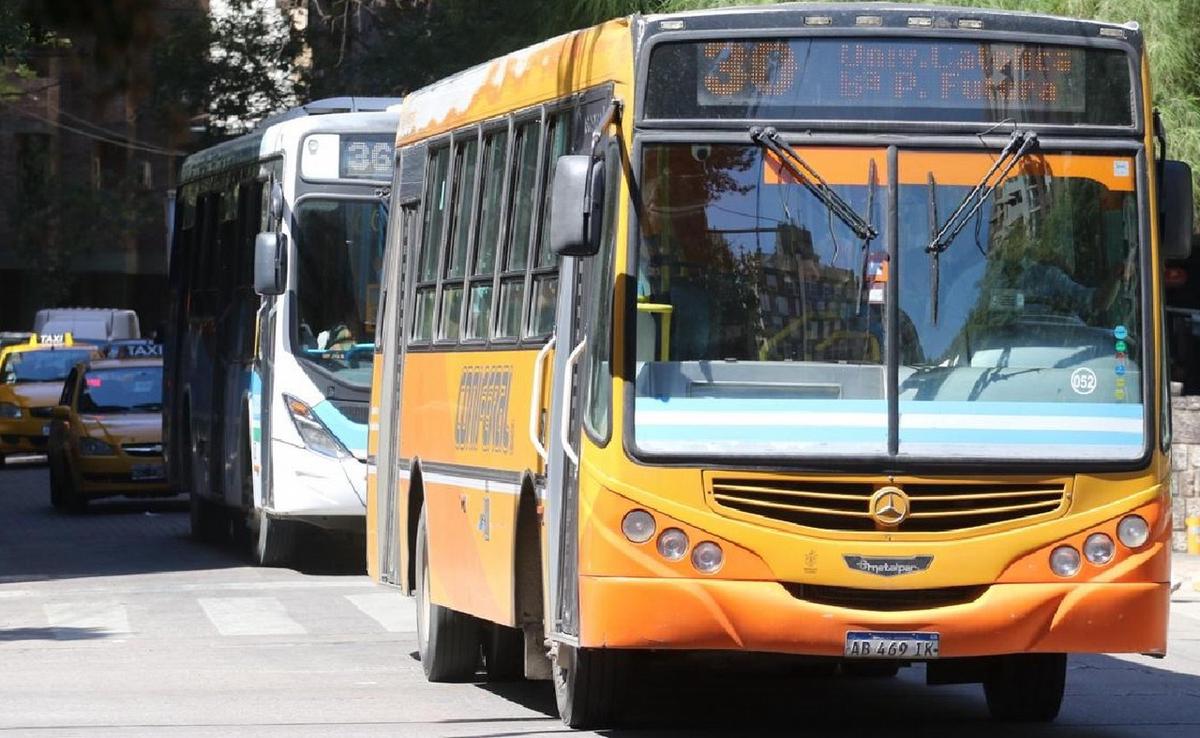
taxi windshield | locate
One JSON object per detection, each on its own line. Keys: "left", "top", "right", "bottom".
{"left": 79, "top": 366, "right": 163, "bottom": 414}
{"left": 2, "top": 350, "right": 92, "bottom": 384}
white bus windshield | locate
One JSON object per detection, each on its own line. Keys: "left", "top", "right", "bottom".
{"left": 293, "top": 198, "right": 386, "bottom": 389}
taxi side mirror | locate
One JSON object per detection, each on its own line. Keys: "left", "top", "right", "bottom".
{"left": 51, "top": 406, "right": 70, "bottom": 420}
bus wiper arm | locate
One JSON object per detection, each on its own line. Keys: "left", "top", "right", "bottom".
{"left": 749, "top": 126, "right": 878, "bottom": 242}
{"left": 925, "top": 130, "right": 1039, "bottom": 255}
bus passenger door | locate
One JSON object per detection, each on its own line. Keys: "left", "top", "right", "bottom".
{"left": 378, "top": 203, "right": 417, "bottom": 586}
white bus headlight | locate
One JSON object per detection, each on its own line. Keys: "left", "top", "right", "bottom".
{"left": 621, "top": 510, "right": 655, "bottom": 543}
{"left": 1083, "top": 533, "right": 1115, "bottom": 565}
{"left": 656, "top": 528, "right": 689, "bottom": 561}
{"left": 1117, "top": 515, "right": 1150, "bottom": 549}
{"left": 691, "top": 541, "right": 724, "bottom": 574}
{"left": 79, "top": 437, "right": 116, "bottom": 456}
{"left": 284, "top": 395, "right": 349, "bottom": 459}
{"left": 0, "top": 402, "right": 21, "bottom": 418}
{"left": 1050, "top": 546, "right": 1081, "bottom": 577}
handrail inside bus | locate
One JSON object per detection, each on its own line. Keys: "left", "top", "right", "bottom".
{"left": 529, "top": 336, "right": 556, "bottom": 463}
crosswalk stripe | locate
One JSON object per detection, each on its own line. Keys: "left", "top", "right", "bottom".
{"left": 43, "top": 600, "right": 130, "bottom": 639}
{"left": 345, "top": 592, "right": 416, "bottom": 633}
{"left": 198, "top": 597, "right": 306, "bottom": 636}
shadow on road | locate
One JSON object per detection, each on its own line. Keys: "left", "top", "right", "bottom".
{"left": 468, "top": 651, "right": 1200, "bottom": 737}
{"left": 0, "top": 626, "right": 112, "bottom": 642}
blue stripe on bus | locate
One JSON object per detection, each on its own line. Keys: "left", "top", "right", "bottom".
{"left": 635, "top": 425, "right": 1142, "bottom": 447}
{"left": 312, "top": 399, "right": 367, "bottom": 453}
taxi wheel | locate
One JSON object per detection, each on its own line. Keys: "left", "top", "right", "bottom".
{"left": 984, "top": 653, "right": 1066, "bottom": 722}
{"left": 255, "top": 512, "right": 298, "bottom": 567}
{"left": 415, "top": 506, "right": 482, "bottom": 682}
{"left": 49, "top": 458, "right": 66, "bottom": 510}
{"left": 552, "top": 644, "right": 622, "bottom": 729}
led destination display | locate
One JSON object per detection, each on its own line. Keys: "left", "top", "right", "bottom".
{"left": 646, "top": 38, "right": 1133, "bottom": 125}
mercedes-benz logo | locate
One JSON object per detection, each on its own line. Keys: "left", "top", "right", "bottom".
{"left": 870, "top": 486, "right": 910, "bottom": 527}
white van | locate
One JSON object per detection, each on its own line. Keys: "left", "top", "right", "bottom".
{"left": 33, "top": 308, "right": 141, "bottom": 342}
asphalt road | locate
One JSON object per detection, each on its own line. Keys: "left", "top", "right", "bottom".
{"left": 2, "top": 458, "right": 1200, "bottom": 736}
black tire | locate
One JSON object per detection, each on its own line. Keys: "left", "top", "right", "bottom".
{"left": 984, "top": 653, "right": 1067, "bottom": 722}
{"left": 49, "top": 457, "right": 65, "bottom": 510}
{"left": 255, "top": 511, "right": 299, "bottom": 566}
{"left": 485, "top": 623, "right": 526, "bottom": 681}
{"left": 415, "top": 506, "right": 481, "bottom": 682}
{"left": 843, "top": 660, "right": 901, "bottom": 678}
{"left": 552, "top": 644, "right": 622, "bottom": 729}
{"left": 189, "top": 492, "right": 226, "bottom": 542}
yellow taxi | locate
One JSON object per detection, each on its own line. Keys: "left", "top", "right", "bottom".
{"left": 0, "top": 334, "right": 99, "bottom": 465}
{"left": 46, "top": 356, "right": 169, "bottom": 511}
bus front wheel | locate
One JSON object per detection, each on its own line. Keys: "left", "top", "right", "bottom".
{"left": 415, "top": 506, "right": 481, "bottom": 681}
{"left": 984, "top": 653, "right": 1066, "bottom": 722}
{"left": 552, "top": 644, "right": 622, "bottom": 729}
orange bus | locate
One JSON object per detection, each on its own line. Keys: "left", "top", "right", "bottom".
{"left": 368, "top": 5, "right": 1193, "bottom": 727}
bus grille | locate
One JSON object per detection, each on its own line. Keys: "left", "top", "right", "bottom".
{"left": 330, "top": 400, "right": 369, "bottom": 424}
{"left": 708, "top": 478, "right": 1067, "bottom": 533}
{"left": 783, "top": 583, "right": 988, "bottom": 611}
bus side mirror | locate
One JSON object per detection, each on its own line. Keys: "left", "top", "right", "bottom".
{"left": 549, "top": 154, "right": 604, "bottom": 258}
{"left": 1161, "top": 160, "right": 1193, "bottom": 261}
{"left": 254, "top": 232, "right": 287, "bottom": 296}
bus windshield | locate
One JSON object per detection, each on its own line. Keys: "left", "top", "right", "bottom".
{"left": 2, "top": 350, "right": 93, "bottom": 384}
{"left": 293, "top": 197, "right": 386, "bottom": 389}
{"left": 632, "top": 143, "right": 1142, "bottom": 462}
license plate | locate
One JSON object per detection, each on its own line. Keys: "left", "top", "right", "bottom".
{"left": 41, "top": 424, "right": 51, "bottom": 436}
{"left": 131, "top": 464, "right": 165, "bottom": 481}
{"left": 845, "top": 631, "right": 939, "bottom": 659}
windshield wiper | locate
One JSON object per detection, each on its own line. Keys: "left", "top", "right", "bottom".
{"left": 925, "top": 130, "right": 1039, "bottom": 255}
{"left": 925, "top": 129, "right": 1039, "bottom": 324}
{"left": 749, "top": 126, "right": 878, "bottom": 242}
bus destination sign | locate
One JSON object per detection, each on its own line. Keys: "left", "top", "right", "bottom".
{"left": 699, "top": 40, "right": 1086, "bottom": 112}
{"left": 645, "top": 37, "right": 1133, "bottom": 125}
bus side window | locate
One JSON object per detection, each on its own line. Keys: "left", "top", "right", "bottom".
{"left": 494, "top": 119, "right": 541, "bottom": 339}
{"left": 412, "top": 146, "right": 451, "bottom": 343}
{"left": 438, "top": 133, "right": 480, "bottom": 342}
{"left": 466, "top": 128, "right": 509, "bottom": 341}
{"left": 527, "top": 110, "right": 572, "bottom": 338}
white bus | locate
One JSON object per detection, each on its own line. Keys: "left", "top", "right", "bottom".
{"left": 166, "top": 98, "right": 400, "bottom": 564}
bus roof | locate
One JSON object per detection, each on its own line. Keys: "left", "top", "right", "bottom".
{"left": 180, "top": 98, "right": 403, "bottom": 184}
{"left": 394, "top": 18, "right": 633, "bottom": 146}
{"left": 641, "top": 3, "right": 1140, "bottom": 38}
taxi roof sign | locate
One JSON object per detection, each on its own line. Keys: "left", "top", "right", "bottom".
{"left": 32, "top": 332, "right": 74, "bottom": 347}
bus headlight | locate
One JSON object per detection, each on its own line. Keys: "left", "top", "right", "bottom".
{"left": 691, "top": 541, "right": 724, "bottom": 574}
{"left": 1083, "top": 533, "right": 1115, "bottom": 565}
{"left": 656, "top": 528, "right": 689, "bottom": 561}
{"left": 79, "top": 437, "right": 116, "bottom": 456}
{"left": 1050, "top": 546, "right": 1081, "bottom": 577}
{"left": 284, "top": 395, "right": 349, "bottom": 459}
{"left": 0, "top": 402, "right": 21, "bottom": 418}
{"left": 1117, "top": 515, "right": 1150, "bottom": 549}
{"left": 621, "top": 510, "right": 656, "bottom": 543}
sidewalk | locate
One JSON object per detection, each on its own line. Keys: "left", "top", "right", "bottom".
{"left": 1173, "top": 551, "right": 1200, "bottom": 596}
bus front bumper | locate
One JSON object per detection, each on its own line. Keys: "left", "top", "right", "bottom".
{"left": 578, "top": 576, "right": 1168, "bottom": 657}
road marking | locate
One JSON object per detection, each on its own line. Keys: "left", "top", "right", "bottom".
{"left": 345, "top": 593, "right": 415, "bottom": 633}
{"left": 198, "top": 597, "right": 306, "bottom": 636}
{"left": 43, "top": 600, "right": 130, "bottom": 639}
